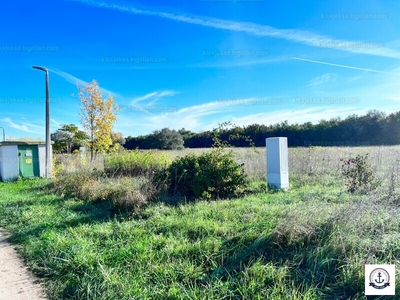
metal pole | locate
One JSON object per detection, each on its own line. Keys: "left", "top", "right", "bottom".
{"left": 32, "top": 66, "right": 51, "bottom": 179}
{"left": 0, "top": 127, "right": 5, "bottom": 142}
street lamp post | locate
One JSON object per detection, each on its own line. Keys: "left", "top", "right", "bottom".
{"left": 32, "top": 66, "right": 51, "bottom": 179}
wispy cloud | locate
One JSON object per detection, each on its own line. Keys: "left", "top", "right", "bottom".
{"left": 170, "top": 97, "right": 271, "bottom": 119}
{"left": 49, "top": 68, "right": 87, "bottom": 87}
{"left": 124, "top": 104, "right": 373, "bottom": 135}
{"left": 51, "top": 118, "right": 62, "bottom": 128}
{"left": 116, "top": 82, "right": 400, "bottom": 136}
{"left": 229, "top": 107, "right": 363, "bottom": 128}
{"left": 292, "top": 57, "right": 397, "bottom": 75}
{"left": 143, "top": 100, "right": 233, "bottom": 130}
{"left": 0, "top": 117, "right": 43, "bottom": 134}
{"left": 307, "top": 73, "right": 337, "bottom": 87}
{"left": 131, "top": 90, "right": 179, "bottom": 105}
{"left": 189, "top": 56, "right": 290, "bottom": 69}
{"left": 49, "top": 68, "right": 151, "bottom": 116}
{"left": 128, "top": 97, "right": 282, "bottom": 131}
{"left": 65, "top": 0, "right": 400, "bottom": 59}
{"left": 118, "top": 97, "right": 265, "bottom": 133}
{"left": 174, "top": 101, "right": 224, "bottom": 117}
{"left": 49, "top": 68, "right": 117, "bottom": 96}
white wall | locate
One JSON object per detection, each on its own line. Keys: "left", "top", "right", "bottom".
{"left": 0, "top": 145, "right": 19, "bottom": 182}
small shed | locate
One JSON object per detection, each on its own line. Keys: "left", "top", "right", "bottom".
{"left": 0, "top": 140, "right": 51, "bottom": 182}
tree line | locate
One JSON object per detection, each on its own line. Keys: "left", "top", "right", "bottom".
{"left": 124, "top": 110, "right": 400, "bottom": 149}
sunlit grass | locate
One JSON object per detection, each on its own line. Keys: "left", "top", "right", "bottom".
{"left": 1, "top": 146, "right": 400, "bottom": 299}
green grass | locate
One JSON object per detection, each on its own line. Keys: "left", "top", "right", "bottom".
{"left": 1, "top": 145, "right": 400, "bottom": 299}
{"left": 105, "top": 150, "right": 172, "bottom": 176}
{"left": 1, "top": 176, "right": 400, "bottom": 299}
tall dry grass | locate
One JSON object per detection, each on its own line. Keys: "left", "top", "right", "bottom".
{"left": 53, "top": 145, "right": 400, "bottom": 204}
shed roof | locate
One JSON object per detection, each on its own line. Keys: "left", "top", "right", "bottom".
{"left": 0, "top": 139, "right": 46, "bottom": 146}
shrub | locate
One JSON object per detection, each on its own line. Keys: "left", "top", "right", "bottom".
{"left": 52, "top": 156, "right": 64, "bottom": 179}
{"left": 340, "top": 154, "right": 376, "bottom": 193}
{"left": 154, "top": 149, "right": 247, "bottom": 200}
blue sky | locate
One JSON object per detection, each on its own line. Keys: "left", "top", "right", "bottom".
{"left": 1, "top": 0, "right": 400, "bottom": 139}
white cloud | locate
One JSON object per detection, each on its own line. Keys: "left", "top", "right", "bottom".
{"left": 0, "top": 118, "right": 43, "bottom": 134}
{"left": 49, "top": 68, "right": 117, "bottom": 97}
{"left": 51, "top": 118, "right": 62, "bottom": 127}
{"left": 118, "top": 104, "right": 374, "bottom": 137}
{"left": 49, "top": 68, "right": 86, "bottom": 87}
{"left": 229, "top": 107, "right": 364, "bottom": 127}
{"left": 307, "top": 73, "right": 337, "bottom": 87}
{"left": 131, "top": 90, "right": 179, "bottom": 105}
{"left": 292, "top": 57, "right": 398, "bottom": 75}
{"left": 66, "top": 0, "right": 400, "bottom": 59}
{"left": 116, "top": 97, "right": 266, "bottom": 135}
{"left": 189, "top": 56, "right": 290, "bottom": 69}
{"left": 144, "top": 100, "right": 234, "bottom": 131}
{"left": 131, "top": 92, "right": 158, "bottom": 103}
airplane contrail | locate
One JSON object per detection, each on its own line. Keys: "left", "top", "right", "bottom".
{"left": 291, "top": 57, "right": 396, "bottom": 75}
{"left": 64, "top": 0, "right": 400, "bottom": 59}
{"left": 49, "top": 68, "right": 155, "bottom": 115}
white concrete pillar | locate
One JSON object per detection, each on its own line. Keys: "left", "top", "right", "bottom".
{"left": 38, "top": 144, "right": 46, "bottom": 178}
{"left": 266, "top": 137, "right": 289, "bottom": 190}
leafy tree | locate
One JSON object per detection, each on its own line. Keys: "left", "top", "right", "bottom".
{"left": 51, "top": 131, "right": 67, "bottom": 154}
{"left": 178, "top": 128, "right": 194, "bottom": 142}
{"left": 78, "top": 80, "right": 118, "bottom": 160}
{"left": 153, "top": 128, "right": 184, "bottom": 150}
{"left": 110, "top": 132, "right": 125, "bottom": 152}
{"left": 51, "top": 124, "right": 88, "bottom": 154}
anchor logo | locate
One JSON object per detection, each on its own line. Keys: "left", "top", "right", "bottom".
{"left": 369, "top": 268, "right": 391, "bottom": 290}
{"left": 375, "top": 272, "right": 385, "bottom": 284}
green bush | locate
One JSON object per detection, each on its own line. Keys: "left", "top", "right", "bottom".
{"left": 105, "top": 150, "right": 172, "bottom": 176}
{"left": 154, "top": 149, "right": 247, "bottom": 200}
{"left": 340, "top": 154, "right": 376, "bottom": 193}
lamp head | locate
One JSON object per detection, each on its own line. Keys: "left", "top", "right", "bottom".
{"left": 32, "top": 66, "right": 48, "bottom": 73}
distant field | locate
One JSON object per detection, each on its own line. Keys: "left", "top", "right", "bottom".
{"left": 1, "top": 145, "right": 400, "bottom": 299}
{"left": 57, "top": 145, "right": 400, "bottom": 182}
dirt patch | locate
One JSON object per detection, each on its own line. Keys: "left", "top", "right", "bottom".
{"left": 0, "top": 230, "right": 46, "bottom": 300}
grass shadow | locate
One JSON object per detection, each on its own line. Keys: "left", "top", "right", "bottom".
{"left": 0, "top": 182, "right": 123, "bottom": 245}
{"left": 197, "top": 216, "right": 366, "bottom": 299}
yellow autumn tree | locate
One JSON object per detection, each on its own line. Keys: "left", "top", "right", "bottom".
{"left": 78, "top": 80, "right": 118, "bottom": 161}
{"left": 110, "top": 131, "right": 125, "bottom": 152}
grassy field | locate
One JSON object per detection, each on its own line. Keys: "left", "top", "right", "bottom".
{"left": 1, "top": 146, "right": 400, "bottom": 299}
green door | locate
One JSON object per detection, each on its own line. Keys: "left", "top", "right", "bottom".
{"left": 18, "top": 145, "right": 40, "bottom": 178}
